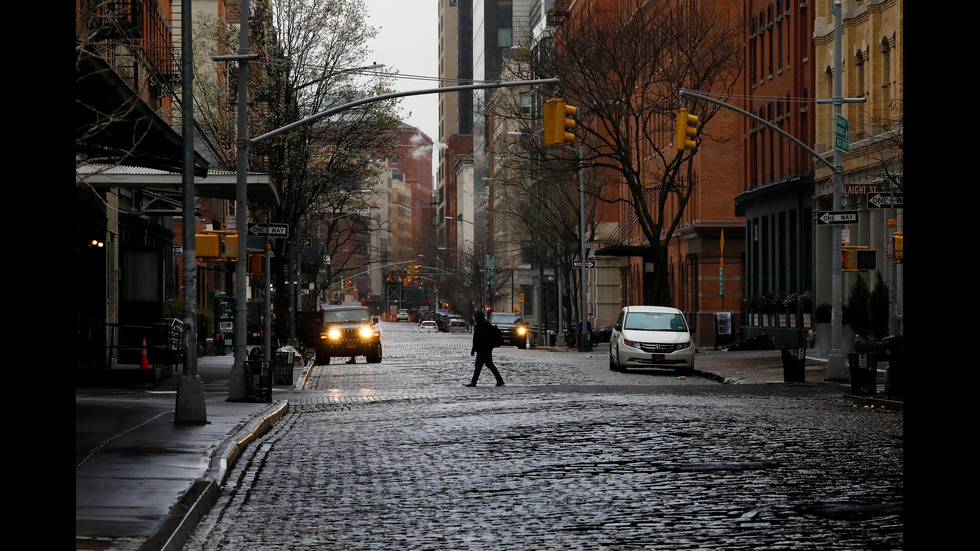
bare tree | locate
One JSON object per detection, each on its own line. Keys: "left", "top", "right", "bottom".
{"left": 193, "top": 0, "right": 402, "bottom": 338}
{"left": 521, "top": 1, "right": 743, "bottom": 306}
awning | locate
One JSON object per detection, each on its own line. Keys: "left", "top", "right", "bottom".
{"left": 76, "top": 164, "right": 279, "bottom": 205}
{"left": 593, "top": 244, "right": 658, "bottom": 257}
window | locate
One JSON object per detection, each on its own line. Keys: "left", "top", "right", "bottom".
{"left": 520, "top": 92, "right": 531, "bottom": 115}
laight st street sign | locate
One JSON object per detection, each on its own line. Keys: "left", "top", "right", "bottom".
{"left": 816, "top": 210, "right": 858, "bottom": 225}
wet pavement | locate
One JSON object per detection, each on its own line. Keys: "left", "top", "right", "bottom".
{"left": 76, "top": 324, "right": 901, "bottom": 550}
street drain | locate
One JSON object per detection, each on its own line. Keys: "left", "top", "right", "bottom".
{"left": 666, "top": 461, "right": 778, "bottom": 472}
{"left": 793, "top": 502, "right": 904, "bottom": 520}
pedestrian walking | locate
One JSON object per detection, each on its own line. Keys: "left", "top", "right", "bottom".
{"left": 465, "top": 310, "right": 505, "bottom": 387}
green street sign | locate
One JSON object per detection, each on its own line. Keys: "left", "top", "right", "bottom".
{"left": 834, "top": 114, "right": 849, "bottom": 152}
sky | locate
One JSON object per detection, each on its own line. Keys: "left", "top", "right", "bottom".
{"left": 364, "top": 1, "right": 441, "bottom": 158}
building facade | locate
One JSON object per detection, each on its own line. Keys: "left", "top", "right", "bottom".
{"left": 734, "top": 0, "right": 818, "bottom": 346}
{"left": 812, "top": 0, "right": 903, "bottom": 336}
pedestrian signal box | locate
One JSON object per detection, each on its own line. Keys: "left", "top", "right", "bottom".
{"left": 224, "top": 234, "right": 238, "bottom": 259}
{"left": 196, "top": 234, "right": 221, "bottom": 258}
{"left": 842, "top": 246, "right": 876, "bottom": 272}
{"left": 247, "top": 253, "right": 264, "bottom": 275}
{"left": 892, "top": 232, "right": 903, "bottom": 263}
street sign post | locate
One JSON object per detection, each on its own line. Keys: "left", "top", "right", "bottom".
{"left": 834, "top": 114, "right": 849, "bottom": 152}
{"left": 247, "top": 223, "right": 288, "bottom": 237}
{"left": 867, "top": 193, "right": 903, "bottom": 209}
{"left": 816, "top": 210, "right": 858, "bottom": 225}
{"left": 572, "top": 260, "right": 595, "bottom": 268}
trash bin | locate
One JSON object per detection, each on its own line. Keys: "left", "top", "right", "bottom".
{"left": 243, "top": 360, "right": 272, "bottom": 403}
{"left": 847, "top": 353, "right": 877, "bottom": 396}
{"left": 274, "top": 350, "right": 293, "bottom": 385}
{"left": 884, "top": 335, "right": 903, "bottom": 400}
{"left": 780, "top": 347, "right": 806, "bottom": 383}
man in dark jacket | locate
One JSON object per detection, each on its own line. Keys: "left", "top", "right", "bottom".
{"left": 465, "top": 310, "right": 505, "bottom": 387}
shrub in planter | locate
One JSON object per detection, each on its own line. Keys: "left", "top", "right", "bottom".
{"left": 870, "top": 271, "right": 890, "bottom": 341}
{"left": 814, "top": 303, "right": 832, "bottom": 324}
{"left": 847, "top": 276, "right": 872, "bottom": 340}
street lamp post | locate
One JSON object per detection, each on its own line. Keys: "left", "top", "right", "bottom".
{"left": 508, "top": 131, "right": 591, "bottom": 352}
{"left": 447, "top": 215, "right": 489, "bottom": 313}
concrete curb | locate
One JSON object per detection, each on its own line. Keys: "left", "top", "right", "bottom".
{"left": 143, "top": 400, "right": 290, "bottom": 551}
{"left": 208, "top": 400, "right": 290, "bottom": 485}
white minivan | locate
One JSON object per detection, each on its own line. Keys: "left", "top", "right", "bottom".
{"left": 608, "top": 306, "right": 694, "bottom": 374}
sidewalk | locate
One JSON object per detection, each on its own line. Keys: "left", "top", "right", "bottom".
{"left": 75, "top": 347, "right": 900, "bottom": 551}
{"left": 76, "top": 354, "right": 293, "bottom": 551}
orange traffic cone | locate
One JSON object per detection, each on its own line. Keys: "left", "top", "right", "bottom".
{"left": 139, "top": 337, "right": 150, "bottom": 369}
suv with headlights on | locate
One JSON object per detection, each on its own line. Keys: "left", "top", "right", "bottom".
{"left": 315, "top": 304, "right": 382, "bottom": 364}
{"left": 488, "top": 312, "right": 529, "bottom": 349}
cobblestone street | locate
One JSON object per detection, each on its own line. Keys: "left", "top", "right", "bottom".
{"left": 187, "top": 323, "right": 903, "bottom": 550}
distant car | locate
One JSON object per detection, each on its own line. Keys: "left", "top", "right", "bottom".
{"left": 489, "top": 312, "right": 528, "bottom": 349}
{"left": 418, "top": 320, "right": 439, "bottom": 333}
{"left": 396, "top": 309, "right": 410, "bottom": 322}
{"left": 608, "top": 306, "right": 694, "bottom": 374}
{"left": 441, "top": 313, "right": 464, "bottom": 332}
{"left": 447, "top": 318, "right": 469, "bottom": 333}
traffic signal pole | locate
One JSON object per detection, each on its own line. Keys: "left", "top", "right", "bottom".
{"left": 679, "top": 1, "right": 863, "bottom": 381}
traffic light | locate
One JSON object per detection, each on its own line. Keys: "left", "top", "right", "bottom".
{"left": 543, "top": 98, "right": 576, "bottom": 145}
{"left": 675, "top": 108, "right": 699, "bottom": 151}
{"left": 519, "top": 293, "right": 525, "bottom": 305}
{"left": 247, "top": 253, "right": 263, "bottom": 275}
{"left": 842, "top": 246, "right": 876, "bottom": 272}
{"left": 892, "top": 232, "right": 903, "bottom": 263}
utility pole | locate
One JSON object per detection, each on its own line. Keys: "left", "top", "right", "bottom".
{"left": 219, "top": 0, "right": 259, "bottom": 401}
{"left": 826, "top": 0, "right": 848, "bottom": 380}
{"left": 176, "top": 0, "right": 206, "bottom": 423}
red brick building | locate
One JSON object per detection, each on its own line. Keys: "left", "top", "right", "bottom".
{"left": 553, "top": 0, "right": 746, "bottom": 347}
{"left": 734, "top": 0, "right": 817, "bottom": 346}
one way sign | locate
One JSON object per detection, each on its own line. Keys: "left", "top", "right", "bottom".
{"left": 247, "top": 223, "right": 288, "bottom": 237}
{"left": 867, "top": 193, "right": 903, "bottom": 209}
{"left": 816, "top": 210, "right": 858, "bottom": 225}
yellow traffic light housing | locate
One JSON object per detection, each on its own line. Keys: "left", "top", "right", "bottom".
{"left": 247, "top": 253, "right": 264, "bottom": 275}
{"left": 675, "top": 108, "right": 699, "bottom": 151}
{"left": 842, "top": 246, "right": 876, "bottom": 272}
{"left": 892, "top": 232, "right": 903, "bottom": 263}
{"left": 543, "top": 98, "right": 576, "bottom": 145}
{"left": 196, "top": 233, "right": 221, "bottom": 258}
{"left": 223, "top": 234, "right": 238, "bottom": 259}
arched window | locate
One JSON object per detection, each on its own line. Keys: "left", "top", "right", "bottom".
{"left": 880, "top": 36, "right": 892, "bottom": 129}
{"left": 767, "top": 5, "right": 774, "bottom": 77}
{"left": 776, "top": 1, "right": 783, "bottom": 72}
{"left": 854, "top": 49, "right": 866, "bottom": 138}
